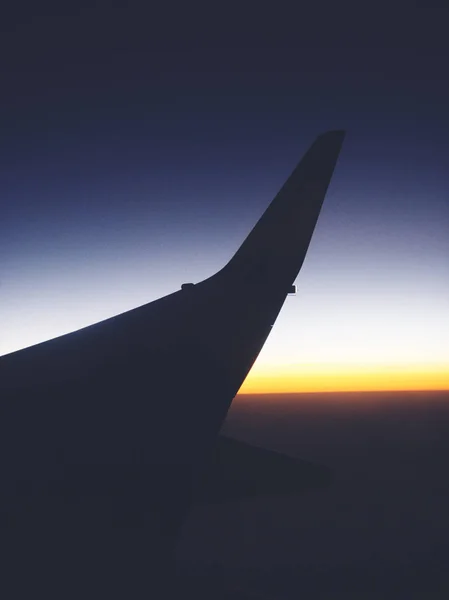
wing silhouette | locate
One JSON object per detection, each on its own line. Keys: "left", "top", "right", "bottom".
{"left": 0, "top": 130, "right": 345, "bottom": 597}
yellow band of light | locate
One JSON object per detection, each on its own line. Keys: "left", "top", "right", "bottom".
{"left": 239, "top": 363, "right": 449, "bottom": 394}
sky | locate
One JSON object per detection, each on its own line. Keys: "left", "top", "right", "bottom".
{"left": 1, "top": 2, "right": 448, "bottom": 393}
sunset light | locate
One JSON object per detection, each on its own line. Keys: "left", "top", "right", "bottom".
{"left": 240, "top": 362, "right": 449, "bottom": 394}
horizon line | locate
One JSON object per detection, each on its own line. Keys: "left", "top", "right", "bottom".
{"left": 237, "top": 388, "right": 449, "bottom": 396}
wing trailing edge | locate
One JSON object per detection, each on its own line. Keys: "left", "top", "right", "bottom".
{"left": 197, "top": 435, "right": 332, "bottom": 504}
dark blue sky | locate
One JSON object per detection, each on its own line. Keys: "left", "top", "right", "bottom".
{"left": 1, "top": 2, "right": 448, "bottom": 387}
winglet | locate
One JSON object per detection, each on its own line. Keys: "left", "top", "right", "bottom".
{"left": 220, "top": 130, "right": 345, "bottom": 292}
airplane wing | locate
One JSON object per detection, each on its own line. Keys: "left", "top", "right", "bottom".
{"left": 0, "top": 130, "right": 345, "bottom": 597}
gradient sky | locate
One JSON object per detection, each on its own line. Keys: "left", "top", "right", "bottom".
{"left": 1, "top": 3, "right": 448, "bottom": 392}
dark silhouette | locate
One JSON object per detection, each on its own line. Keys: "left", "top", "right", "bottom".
{"left": 0, "top": 131, "right": 345, "bottom": 597}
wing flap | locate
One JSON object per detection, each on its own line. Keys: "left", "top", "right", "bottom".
{"left": 197, "top": 435, "right": 332, "bottom": 504}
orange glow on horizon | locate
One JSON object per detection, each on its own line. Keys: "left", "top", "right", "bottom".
{"left": 239, "top": 363, "right": 449, "bottom": 394}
